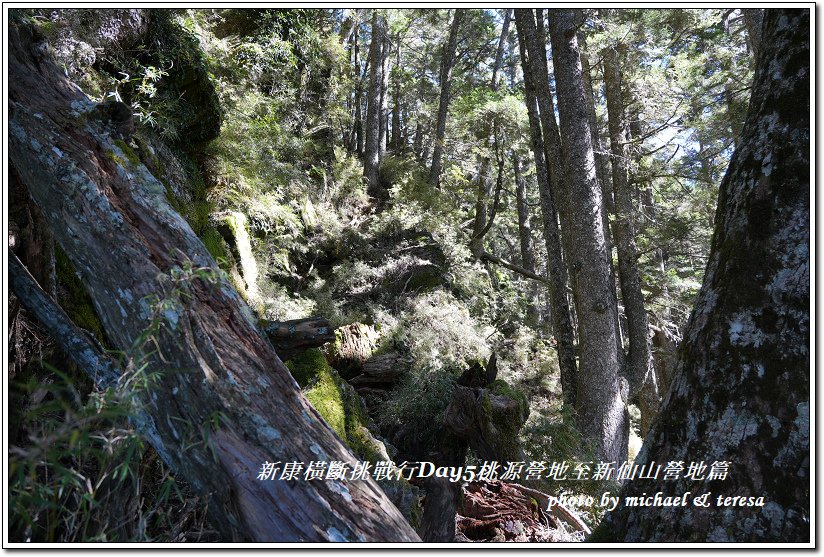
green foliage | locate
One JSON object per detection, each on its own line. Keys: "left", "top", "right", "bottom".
{"left": 8, "top": 367, "right": 184, "bottom": 542}
{"left": 392, "top": 290, "right": 493, "bottom": 374}
{"left": 377, "top": 368, "right": 458, "bottom": 456}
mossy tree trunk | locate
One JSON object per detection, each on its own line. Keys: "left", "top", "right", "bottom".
{"left": 8, "top": 22, "right": 419, "bottom": 543}
{"left": 594, "top": 8, "right": 810, "bottom": 542}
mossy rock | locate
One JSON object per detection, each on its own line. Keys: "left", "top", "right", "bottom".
{"left": 285, "top": 347, "right": 330, "bottom": 389}
{"left": 199, "top": 226, "right": 230, "bottom": 264}
{"left": 113, "top": 139, "right": 141, "bottom": 166}
{"left": 285, "top": 348, "right": 390, "bottom": 463}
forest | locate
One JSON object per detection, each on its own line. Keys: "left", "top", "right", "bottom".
{"left": 5, "top": 7, "right": 810, "bottom": 544}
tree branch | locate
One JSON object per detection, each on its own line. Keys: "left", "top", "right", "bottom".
{"left": 481, "top": 251, "right": 549, "bottom": 284}
{"left": 9, "top": 253, "right": 121, "bottom": 389}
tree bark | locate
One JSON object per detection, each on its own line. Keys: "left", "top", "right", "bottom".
{"left": 579, "top": 28, "right": 624, "bottom": 364}
{"left": 391, "top": 31, "right": 402, "bottom": 151}
{"left": 594, "top": 8, "right": 810, "bottom": 542}
{"left": 491, "top": 9, "right": 512, "bottom": 91}
{"left": 548, "top": 8, "right": 627, "bottom": 463}
{"left": 379, "top": 24, "right": 391, "bottom": 157}
{"left": 364, "top": 12, "right": 386, "bottom": 197}
{"left": 429, "top": 9, "right": 464, "bottom": 189}
{"left": 260, "top": 317, "right": 335, "bottom": 362}
{"left": 513, "top": 155, "right": 541, "bottom": 327}
{"left": 743, "top": 8, "right": 765, "bottom": 59}
{"left": 602, "top": 38, "right": 659, "bottom": 435}
{"left": 514, "top": 10, "right": 579, "bottom": 411}
{"left": 8, "top": 22, "right": 419, "bottom": 542}
{"left": 348, "top": 29, "right": 363, "bottom": 153}
{"left": 468, "top": 9, "right": 512, "bottom": 261}
{"left": 10, "top": 253, "right": 121, "bottom": 389}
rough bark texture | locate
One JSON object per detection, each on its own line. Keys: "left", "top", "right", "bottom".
{"left": 594, "top": 9, "right": 810, "bottom": 542}
{"left": 8, "top": 22, "right": 419, "bottom": 542}
{"left": 364, "top": 12, "right": 386, "bottom": 196}
{"left": 579, "top": 29, "right": 623, "bottom": 364}
{"left": 743, "top": 8, "right": 765, "bottom": 59}
{"left": 514, "top": 11, "right": 578, "bottom": 410}
{"left": 602, "top": 43, "right": 659, "bottom": 435}
{"left": 324, "top": 322, "right": 380, "bottom": 379}
{"left": 548, "top": 9, "right": 627, "bottom": 463}
{"left": 348, "top": 351, "right": 408, "bottom": 389}
{"left": 10, "top": 254, "right": 121, "bottom": 389}
{"left": 429, "top": 9, "right": 464, "bottom": 189}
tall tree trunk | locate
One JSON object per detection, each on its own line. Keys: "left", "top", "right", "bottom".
{"left": 491, "top": 9, "right": 512, "bottom": 90}
{"left": 348, "top": 30, "right": 362, "bottom": 153}
{"left": 379, "top": 25, "right": 391, "bottom": 157}
{"left": 579, "top": 28, "right": 624, "bottom": 363}
{"left": 429, "top": 9, "right": 464, "bottom": 189}
{"left": 602, "top": 39, "right": 659, "bottom": 436}
{"left": 548, "top": 8, "right": 627, "bottom": 463}
{"left": 513, "top": 155, "right": 541, "bottom": 328}
{"left": 514, "top": 15, "right": 578, "bottom": 409}
{"left": 391, "top": 31, "right": 401, "bottom": 151}
{"left": 469, "top": 156, "right": 491, "bottom": 259}
{"left": 593, "top": 8, "right": 810, "bottom": 542}
{"left": 7, "top": 21, "right": 419, "bottom": 543}
{"left": 364, "top": 12, "right": 386, "bottom": 196}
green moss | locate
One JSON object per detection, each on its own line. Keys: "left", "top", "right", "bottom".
{"left": 286, "top": 348, "right": 332, "bottom": 389}
{"left": 199, "top": 226, "right": 228, "bottom": 262}
{"left": 188, "top": 200, "right": 213, "bottom": 235}
{"left": 106, "top": 151, "right": 127, "bottom": 167}
{"left": 55, "top": 247, "right": 105, "bottom": 342}
{"left": 113, "top": 140, "right": 141, "bottom": 166}
{"left": 489, "top": 379, "right": 529, "bottom": 417}
{"left": 481, "top": 391, "right": 493, "bottom": 416}
{"left": 133, "top": 134, "right": 164, "bottom": 175}
{"left": 285, "top": 348, "right": 383, "bottom": 462}
{"left": 305, "top": 368, "right": 347, "bottom": 439}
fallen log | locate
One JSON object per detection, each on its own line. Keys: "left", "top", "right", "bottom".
{"left": 348, "top": 351, "right": 408, "bottom": 388}
{"left": 260, "top": 317, "right": 335, "bottom": 362}
{"left": 8, "top": 21, "right": 419, "bottom": 542}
